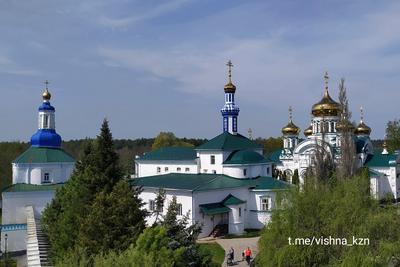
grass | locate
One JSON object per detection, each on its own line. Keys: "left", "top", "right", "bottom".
{"left": 198, "top": 242, "right": 225, "bottom": 266}
{"left": 222, "top": 228, "right": 261, "bottom": 239}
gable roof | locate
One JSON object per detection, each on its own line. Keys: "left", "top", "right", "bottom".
{"left": 13, "top": 146, "right": 75, "bottom": 164}
{"left": 365, "top": 152, "right": 398, "bottom": 167}
{"left": 137, "top": 147, "right": 197, "bottom": 161}
{"left": 196, "top": 132, "right": 262, "bottom": 151}
{"left": 3, "top": 183, "right": 64, "bottom": 193}
{"left": 130, "top": 173, "right": 290, "bottom": 192}
{"left": 223, "top": 150, "right": 269, "bottom": 165}
{"left": 222, "top": 194, "right": 246, "bottom": 205}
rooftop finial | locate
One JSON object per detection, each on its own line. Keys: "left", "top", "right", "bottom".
{"left": 324, "top": 71, "right": 329, "bottom": 91}
{"left": 248, "top": 128, "right": 253, "bottom": 140}
{"left": 226, "top": 60, "right": 233, "bottom": 83}
{"left": 42, "top": 80, "right": 51, "bottom": 101}
{"left": 288, "top": 106, "right": 293, "bottom": 121}
{"left": 360, "top": 106, "right": 364, "bottom": 123}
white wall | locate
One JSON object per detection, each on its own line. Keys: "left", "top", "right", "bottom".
{"left": 1, "top": 230, "right": 26, "bottom": 252}
{"left": 2, "top": 191, "right": 55, "bottom": 225}
{"left": 223, "top": 163, "right": 272, "bottom": 179}
{"left": 370, "top": 166, "right": 399, "bottom": 199}
{"left": 12, "top": 162, "right": 74, "bottom": 185}
{"left": 198, "top": 151, "right": 227, "bottom": 174}
{"left": 139, "top": 189, "right": 194, "bottom": 226}
{"left": 136, "top": 161, "right": 198, "bottom": 178}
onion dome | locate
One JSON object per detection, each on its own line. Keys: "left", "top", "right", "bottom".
{"left": 354, "top": 106, "right": 371, "bottom": 135}
{"left": 224, "top": 60, "right": 236, "bottom": 93}
{"left": 42, "top": 88, "right": 51, "bottom": 101}
{"left": 311, "top": 72, "right": 342, "bottom": 117}
{"left": 304, "top": 124, "right": 313, "bottom": 137}
{"left": 282, "top": 106, "right": 300, "bottom": 135}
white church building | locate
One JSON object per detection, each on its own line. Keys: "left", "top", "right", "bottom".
{"left": 131, "top": 61, "right": 290, "bottom": 238}
{"left": 1, "top": 85, "right": 75, "bottom": 252}
{"left": 271, "top": 72, "right": 400, "bottom": 200}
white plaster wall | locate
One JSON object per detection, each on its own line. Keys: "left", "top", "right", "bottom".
{"left": 227, "top": 203, "right": 245, "bottom": 235}
{"left": 136, "top": 161, "right": 198, "bottom": 178}
{"left": 223, "top": 164, "right": 272, "bottom": 179}
{"left": 1, "top": 230, "right": 26, "bottom": 252}
{"left": 139, "top": 189, "right": 194, "bottom": 226}
{"left": 2, "top": 191, "right": 55, "bottom": 225}
{"left": 12, "top": 162, "right": 74, "bottom": 185}
{"left": 370, "top": 167, "right": 399, "bottom": 199}
{"left": 198, "top": 151, "right": 227, "bottom": 174}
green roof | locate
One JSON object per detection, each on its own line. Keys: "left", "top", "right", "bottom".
{"left": 3, "top": 183, "right": 64, "bottom": 193}
{"left": 368, "top": 169, "right": 382, "bottom": 177}
{"left": 13, "top": 146, "right": 75, "bottom": 164}
{"left": 196, "top": 132, "right": 262, "bottom": 151}
{"left": 199, "top": 203, "right": 231, "bottom": 215}
{"left": 365, "top": 152, "right": 398, "bottom": 167}
{"left": 130, "top": 173, "right": 290, "bottom": 191}
{"left": 223, "top": 149, "right": 268, "bottom": 165}
{"left": 222, "top": 194, "right": 246, "bottom": 205}
{"left": 267, "top": 149, "right": 282, "bottom": 164}
{"left": 137, "top": 147, "right": 197, "bottom": 161}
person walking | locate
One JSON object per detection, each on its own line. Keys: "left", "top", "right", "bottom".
{"left": 245, "top": 247, "right": 252, "bottom": 265}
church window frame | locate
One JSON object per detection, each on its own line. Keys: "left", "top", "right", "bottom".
{"left": 165, "top": 167, "right": 169, "bottom": 172}
{"left": 43, "top": 172, "right": 50, "bottom": 183}
{"left": 185, "top": 167, "right": 190, "bottom": 172}
{"left": 210, "top": 155, "right": 215, "bottom": 165}
{"left": 243, "top": 168, "right": 247, "bottom": 176}
{"left": 149, "top": 200, "right": 155, "bottom": 211}
{"left": 177, "top": 167, "right": 181, "bottom": 172}
{"left": 157, "top": 167, "right": 161, "bottom": 173}
{"left": 177, "top": 203, "right": 183, "bottom": 216}
{"left": 260, "top": 197, "right": 271, "bottom": 211}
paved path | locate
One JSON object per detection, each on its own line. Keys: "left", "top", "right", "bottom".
{"left": 199, "top": 236, "right": 260, "bottom": 267}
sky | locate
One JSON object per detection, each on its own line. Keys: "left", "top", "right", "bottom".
{"left": 0, "top": 0, "right": 399, "bottom": 141}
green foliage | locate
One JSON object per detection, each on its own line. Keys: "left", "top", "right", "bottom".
{"left": 198, "top": 243, "right": 225, "bottom": 266}
{"left": 258, "top": 137, "right": 283, "bottom": 155}
{"left": 42, "top": 119, "right": 146, "bottom": 262}
{"left": 386, "top": 120, "right": 400, "bottom": 153}
{"left": 152, "top": 132, "right": 194, "bottom": 151}
{"left": 257, "top": 172, "right": 400, "bottom": 267}
{"left": 0, "top": 142, "right": 29, "bottom": 190}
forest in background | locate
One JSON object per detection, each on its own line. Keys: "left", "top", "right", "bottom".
{"left": 0, "top": 137, "right": 384, "bottom": 191}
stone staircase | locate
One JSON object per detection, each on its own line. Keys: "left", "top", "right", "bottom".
{"left": 26, "top": 206, "right": 53, "bottom": 267}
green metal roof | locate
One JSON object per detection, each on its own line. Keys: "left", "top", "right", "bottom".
{"left": 196, "top": 132, "right": 262, "bottom": 151}
{"left": 365, "top": 152, "right": 398, "bottom": 167}
{"left": 223, "top": 149, "right": 268, "bottom": 165}
{"left": 267, "top": 149, "right": 283, "bottom": 164}
{"left": 222, "top": 194, "right": 246, "bottom": 205}
{"left": 13, "top": 146, "right": 75, "bottom": 164}
{"left": 130, "top": 173, "right": 290, "bottom": 191}
{"left": 137, "top": 147, "right": 197, "bottom": 161}
{"left": 199, "top": 203, "right": 230, "bottom": 215}
{"left": 3, "top": 183, "right": 64, "bottom": 192}
{"left": 368, "top": 169, "right": 382, "bottom": 177}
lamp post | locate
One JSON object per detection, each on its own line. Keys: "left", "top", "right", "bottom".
{"left": 4, "top": 233, "right": 7, "bottom": 267}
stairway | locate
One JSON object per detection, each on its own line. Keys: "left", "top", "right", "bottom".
{"left": 209, "top": 224, "right": 228, "bottom": 237}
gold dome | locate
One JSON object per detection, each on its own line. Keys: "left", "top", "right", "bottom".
{"left": 311, "top": 72, "right": 342, "bottom": 117}
{"left": 224, "top": 81, "right": 236, "bottom": 93}
{"left": 354, "top": 121, "right": 371, "bottom": 135}
{"left": 304, "top": 124, "right": 313, "bottom": 137}
{"left": 224, "top": 60, "right": 236, "bottom": 93}
{"left": 282, "top": 120, "right": 300, "bottom": 135}
{"left": 42, "top": 88, "right": 51, "bottom": 101}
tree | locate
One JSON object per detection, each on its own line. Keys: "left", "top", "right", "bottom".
{"left": 262, "top": 137, "right": 283, "bottom": 155}
{"left": 336, "top": 78, "right": 357, "bottom": 180}
{"left": 151, "top": 132, "right": 194, "bottom": 151}
{"left": 292, "top": 169, "right": 299, "bottom": 185}
{"left": 257, "top": 170, "right": 400, "bottom": 267}
{"left": 386, "top": 120, "right": 400, "bottom": 153}
{"left": 152, "top": 188, "right": 166, "bottom": 225}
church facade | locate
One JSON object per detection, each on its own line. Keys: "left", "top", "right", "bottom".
{"left": 272, "top": 73, "right": 400, "bottom": 200}
{"left": 2, "top": 86, "right": 75, "bottom": 252}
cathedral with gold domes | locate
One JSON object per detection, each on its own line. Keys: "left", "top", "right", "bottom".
{"left": 271, "top": 72, "right": 399, "bottom": 200}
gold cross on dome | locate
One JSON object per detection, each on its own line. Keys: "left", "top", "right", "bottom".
{"left": 360, "top": 106, "right": 364, "bottom": 122}
{"left": 226, "top": 60, "right": 233, "bottom": 82}
{"left": 44, "top": 80, "right": 49, "bottom": 89}
{"left": 289, "top": 106, "right": 293, "bottom": 121}
{"left": 324, "top": 71, "right": 329, "bottom": 88}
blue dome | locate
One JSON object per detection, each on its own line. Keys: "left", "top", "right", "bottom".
{"left": 31, "top": 129, "right": 62, "bottom": 148}
{"left": 38, "top": 102, "right": 55, "bottom": 111}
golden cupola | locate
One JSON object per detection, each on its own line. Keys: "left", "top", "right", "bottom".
{"left": 42, "top": 80, "right": 51, "bottom": 101}
{"left": 354, "top": 106, "right": 371, "bottom": 136}
{"left": 224, "top": 60, "right": 236, "bottom": 93}
{"left": 311, "top": 72, "right": 342, "bottom": 117}
{"left": 282, "top": 106, "right": 300, "bottom": 135}
{"left": 304, "top": 124, "right": 313, "bottom": 137}
{"left": 336, "top": 119, "right": 355, "bottom": 132}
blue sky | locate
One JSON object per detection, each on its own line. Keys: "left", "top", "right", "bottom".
{"left": 0, "top": 0, "right": 399, "bottom": 141}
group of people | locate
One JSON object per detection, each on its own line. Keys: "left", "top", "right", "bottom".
{"left": 227, "top": 246, "right": 252, "bottom": 266}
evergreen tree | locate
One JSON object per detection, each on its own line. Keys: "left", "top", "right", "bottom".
{"left": 152, "top": 188, "right": 166, "bottom": 225}
{"left": 386, "top": 120, "right": 400, "bottom": 153}
{"left": 292, "top": 169, "right": 299, "bottom": 185}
